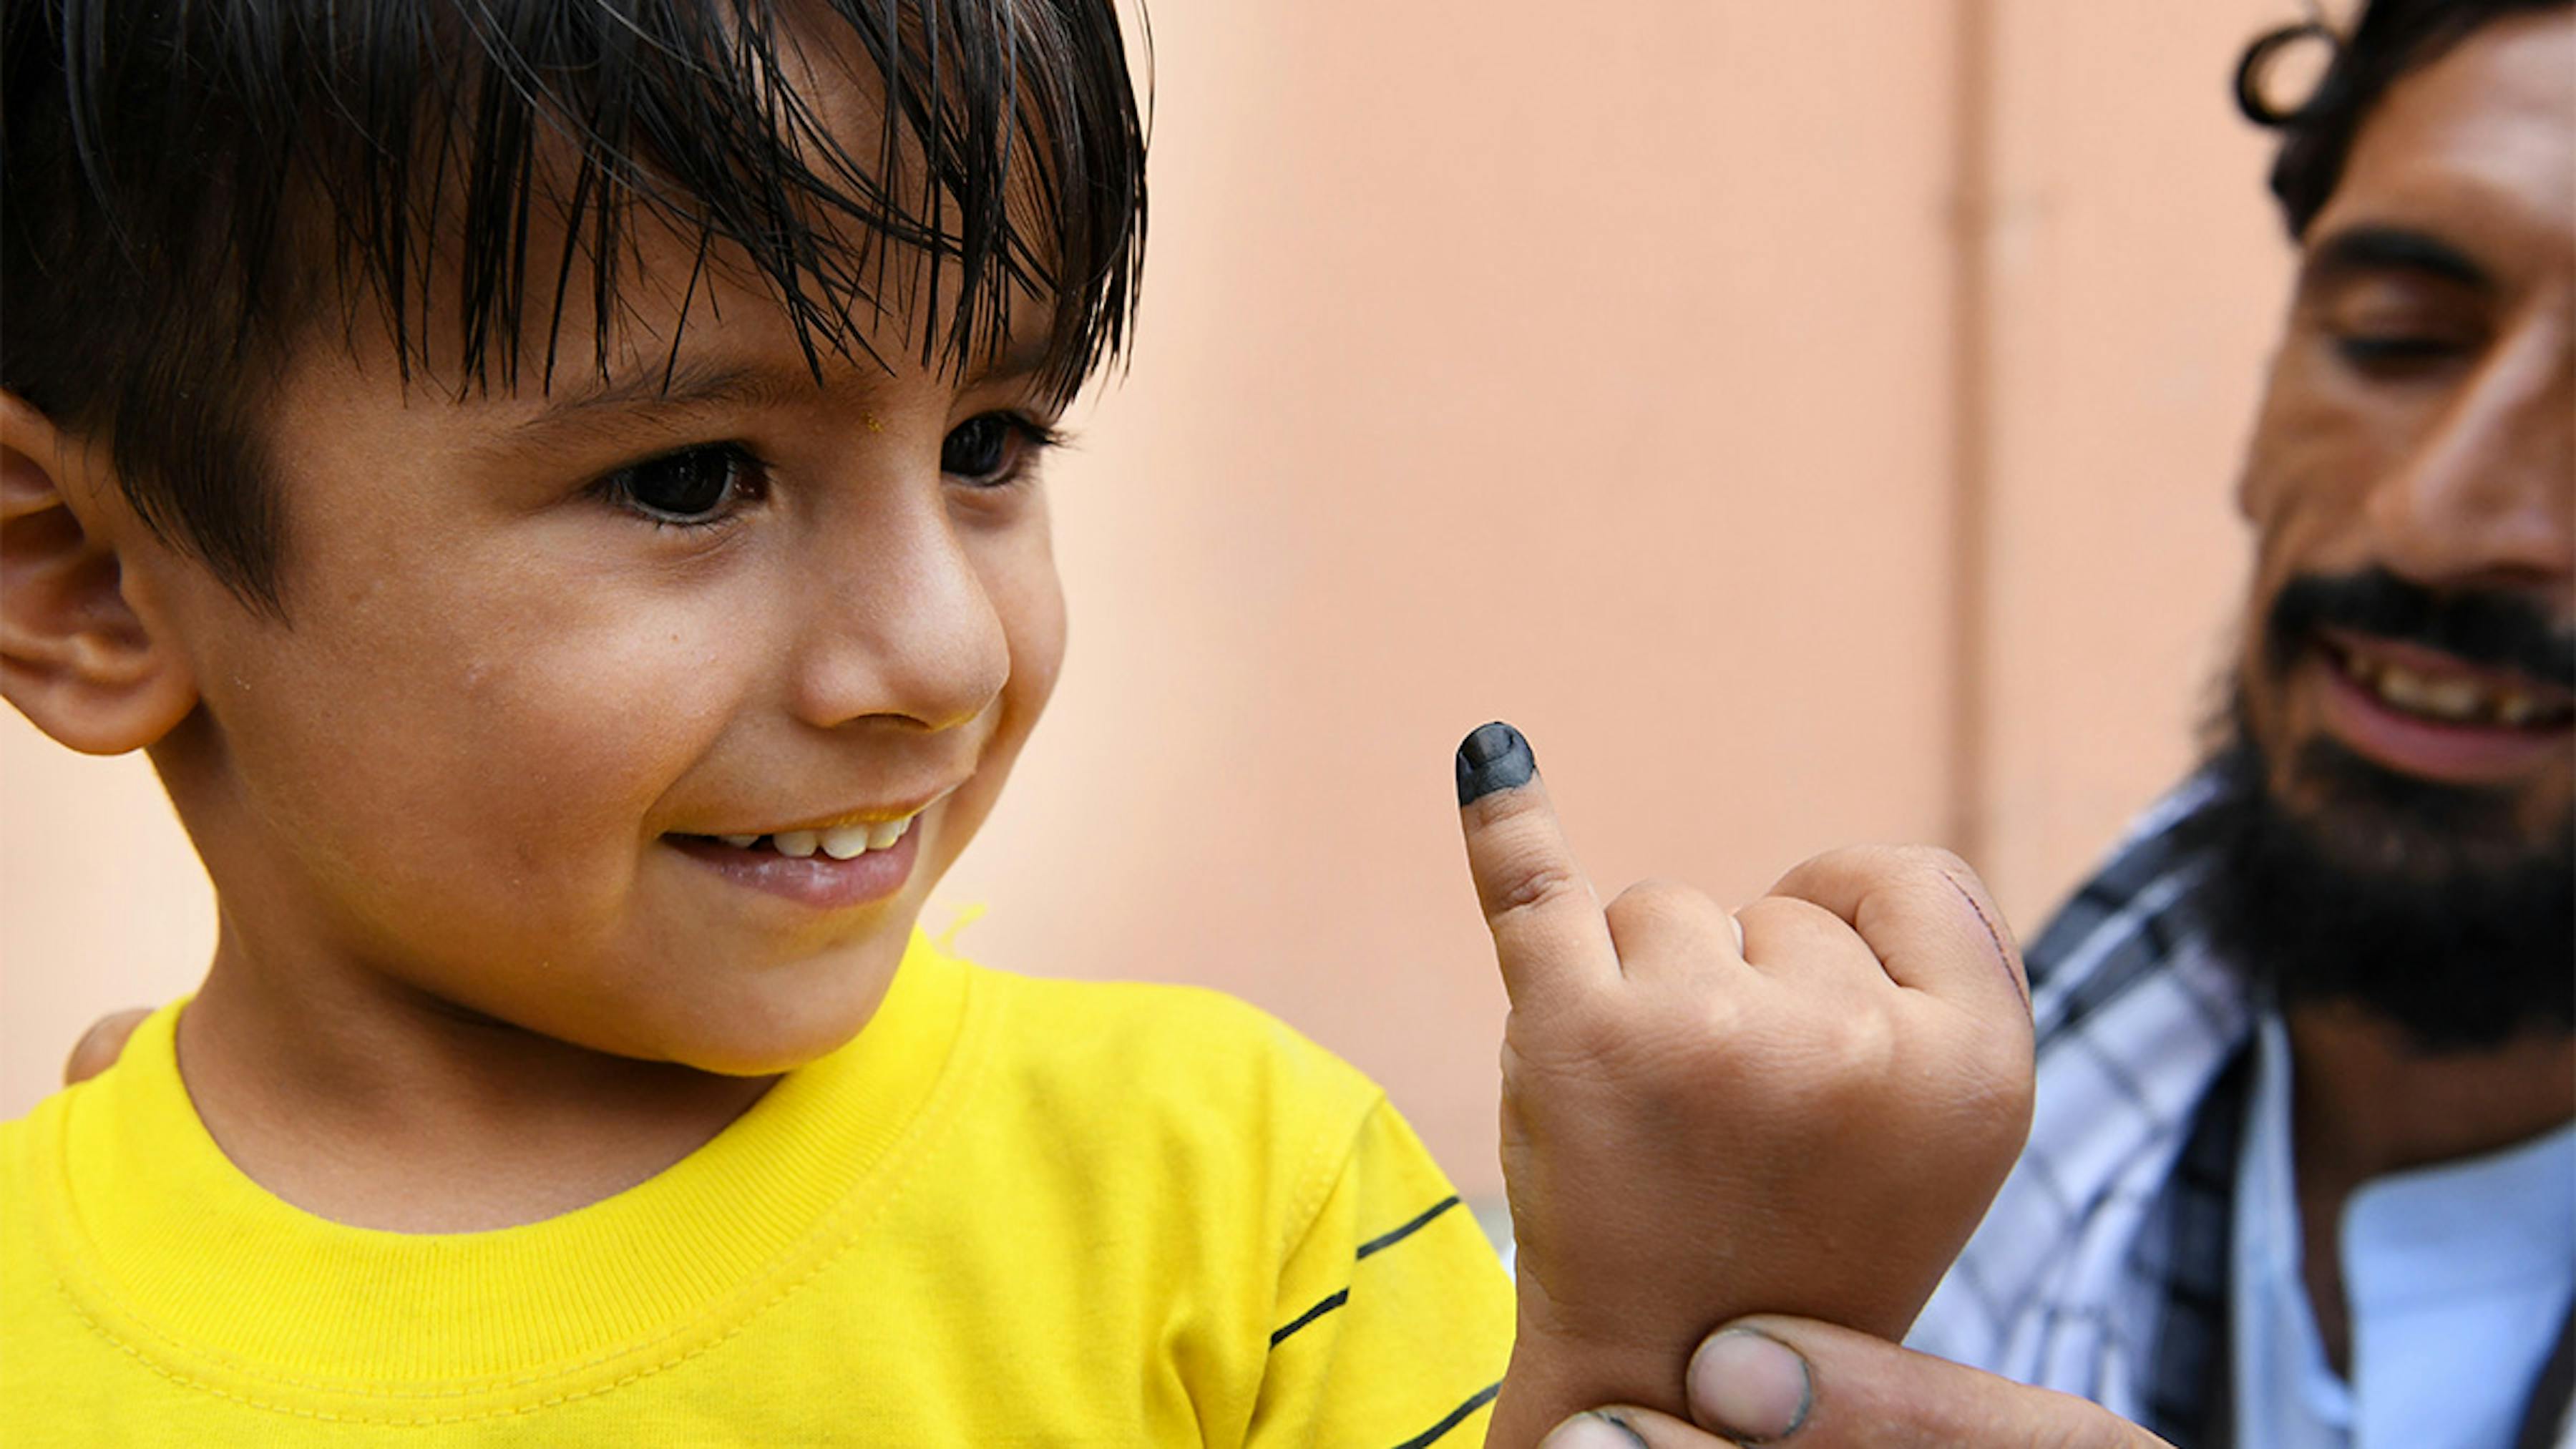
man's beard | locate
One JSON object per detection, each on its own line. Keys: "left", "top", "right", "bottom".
{"left": 2177, "top": 571, "right": 2576, "bottom": 1055}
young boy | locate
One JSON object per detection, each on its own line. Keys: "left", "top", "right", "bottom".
{"left": 0, "top": 3, "right": 2036, "bottom": 1443}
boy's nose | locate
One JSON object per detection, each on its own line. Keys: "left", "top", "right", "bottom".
{"left": 787, "top": 489, "right": 1012, "bottom": 737}
{"left": 2363, "top": 306, "right": 2575, "bottom": 590}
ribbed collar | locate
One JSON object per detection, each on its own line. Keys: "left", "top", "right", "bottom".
{"left": 33, "top": 932, "right": 980, "bottom": 1418}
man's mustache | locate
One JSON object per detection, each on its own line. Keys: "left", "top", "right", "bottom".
{"left": 2265, "top": 567, "right": 2576, "bottom": 691}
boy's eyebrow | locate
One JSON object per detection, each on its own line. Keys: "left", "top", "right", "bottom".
{"left": 512, "top": 362, "right": 829, "bottom": 441}
{"left": 500, "top": 338, "right": 1059, "bottom": 450}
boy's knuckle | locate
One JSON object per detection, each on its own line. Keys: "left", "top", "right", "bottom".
{"left": 1475, "top": 819, "right": 1587, "bottom": 917}
{"left": 1790, "top": 841, "right": 1886, "bottom": 882}
{"left": 1885, "top": 842, "right": 1973, "bottom": 879}
{"left": 1489, "top": 857, "right": 1585, "bottom": 918}
{"left": 1604, "top": 877, "right": 1713, "bottom": 935}
{"left": 1823, "top": 1009, "right": 1901, "bottom": 1084}
{"left": 1734, "top": 893, "right": 1818, "bottom": 935}
{"left": 1677, "top": 990, "right": 1747, "bottom": 1049}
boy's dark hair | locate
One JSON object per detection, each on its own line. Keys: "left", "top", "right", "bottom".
{"left": 3, "top": 1, "right": 1147, "bottom": 614}
{"left": 2235, "top": 0, "right": 2570, "bottom": 239}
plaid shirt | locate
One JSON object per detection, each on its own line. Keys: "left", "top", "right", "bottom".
{"left": 1911, "top": 777, "right": 2575, "bottom": 1448}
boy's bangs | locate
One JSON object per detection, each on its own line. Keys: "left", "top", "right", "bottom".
{"left": 4, "top": 0, "right": 1144, "bottom": 607}
{"left": 310, "top": 0, "right": 1145, "bottom": 399}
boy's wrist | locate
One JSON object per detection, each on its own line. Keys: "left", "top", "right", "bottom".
{"left": 1483, "top": 1312, "right": 1694, "bottom": 1449}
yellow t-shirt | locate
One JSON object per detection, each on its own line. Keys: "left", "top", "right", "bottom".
{"left": 1, "top": 934, "right": 1514, "bottom": 1445}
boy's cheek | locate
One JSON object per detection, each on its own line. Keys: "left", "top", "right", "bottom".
{"left": 980, "top": 514, "right": 1068, "bottom": 703}
{"left": 201, "top": 664, "right": 932, "bottom": 1068}
{"left": 185, "top": 618, "right": 728, "bottom": 937}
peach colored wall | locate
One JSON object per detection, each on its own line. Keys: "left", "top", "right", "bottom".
{"left": 1974, "top": 0, "right": 2293, "bottom": 920}
{"left": 0, "top": 1, "right": 2297, "bottom": 1201}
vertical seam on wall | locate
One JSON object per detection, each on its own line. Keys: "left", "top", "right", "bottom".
{"left": 1944, "top": 0, "right": 1997, "bottom": 869}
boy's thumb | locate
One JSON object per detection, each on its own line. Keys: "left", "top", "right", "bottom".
{"left": 1454, "top": 722, "right": 1618, "bottom": 1010}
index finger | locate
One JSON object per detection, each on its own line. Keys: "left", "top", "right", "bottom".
{"left": 1455, "top": 722, "right": 1620, "bottom": 1010}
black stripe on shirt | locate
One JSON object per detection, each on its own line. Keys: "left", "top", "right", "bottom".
{"left": 1389, "top": 1380, "right": 1501, "bottom": 1449}
{"left": 1356, "top": 1194, "right": 1462, "bottom": 1260}
{"left": 1270, "top": 1194, "right": 1468, "bottom": 1350}
{"left": 1269, "top": 1287, "right": 1349, "bottom": 1347}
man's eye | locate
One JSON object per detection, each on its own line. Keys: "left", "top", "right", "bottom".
{"left": 940, "top": 412, "right": 1057, "bottom": 486}
{"left": 600, "top": 444, "right": 764, "bottom": 525}
{"left": 2332, "top": 331, "right": 2472, "bottom": 376}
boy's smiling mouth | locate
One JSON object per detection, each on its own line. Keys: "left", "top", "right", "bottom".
{"left": 667, "top": 790, "right": 955, "bottom": 909}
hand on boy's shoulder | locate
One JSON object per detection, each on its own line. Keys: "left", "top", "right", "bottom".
{"left": 1450, "top": 723, "right": 2036, "bottom": 1442}
{"left": 62, "top": 1008, "right": 150, "bottom": 1087}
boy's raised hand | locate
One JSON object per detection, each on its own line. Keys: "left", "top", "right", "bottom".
{"left": 1453, "top": 723, "right": 2035, "bottom": 1445}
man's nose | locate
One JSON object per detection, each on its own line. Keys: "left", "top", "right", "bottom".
{"left": 2365, "top": 306, "right": 2575, "bottom": 588}
{"left": 789, "top": 485, "right": 1012, "bottom": 737}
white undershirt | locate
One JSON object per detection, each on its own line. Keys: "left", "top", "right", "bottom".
{"left": 2230, "top": 1014, "right": 2576, "bottom": 1449}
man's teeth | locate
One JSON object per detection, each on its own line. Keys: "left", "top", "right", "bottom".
{"left": 2337, "top": 650, "right": 2565, "bottom": 728}
{"left": 708, "top": 816, "right": 917, "bottom": 859}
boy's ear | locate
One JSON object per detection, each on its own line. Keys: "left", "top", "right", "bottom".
{"left": 0, "top": 391, "right": 200, "bottom": 754}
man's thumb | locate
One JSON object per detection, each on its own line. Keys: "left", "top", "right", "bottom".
{"left": 1686, "top": 1317, "right": 2175, "bottom": 1448}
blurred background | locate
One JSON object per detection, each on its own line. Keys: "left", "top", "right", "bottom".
{"left": 1, "top": 0, "right": 2304, "bottom": 1205}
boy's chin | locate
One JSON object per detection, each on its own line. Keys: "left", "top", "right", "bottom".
{"left": 653, "top": 964, "right": 907, "bottom": 1077}
{"left": 517, "top": 935, "right": 913, "bottom": 1078}
{"left": 673, "top": 1013, "right": 879, "bottom": 1077}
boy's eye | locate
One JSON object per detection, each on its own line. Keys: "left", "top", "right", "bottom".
{"left": 599, "top": 444, "right": 765, "bottom": 525}
{"left": 940, "top": 411, "right": 1056, "bottom": 486}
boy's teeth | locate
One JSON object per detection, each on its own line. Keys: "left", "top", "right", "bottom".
{"left": 713, "top": 813, "right": 919, "bottom": 859}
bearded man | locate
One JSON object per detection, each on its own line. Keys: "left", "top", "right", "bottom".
{"left": 1911, "top": 4, "right": 2575, "bottom": 1448}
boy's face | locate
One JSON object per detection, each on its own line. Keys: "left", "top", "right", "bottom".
{"left": 138, "top": 210, "right": 1070, "bottom": 1074}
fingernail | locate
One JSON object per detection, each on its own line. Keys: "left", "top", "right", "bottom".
{"left": 1455, "top": 721, "right": 1537, "bottom": 806}
{"left": 1540, "top": 1410, "right": 1652, "bottom": 1449}
{"left": 1689, "top": 1329, "right": 1812, "bottom": 1442}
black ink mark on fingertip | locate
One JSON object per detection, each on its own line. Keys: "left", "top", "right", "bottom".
{"left": 1455, "top": 721, "right": 1538, "bottom": 806}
